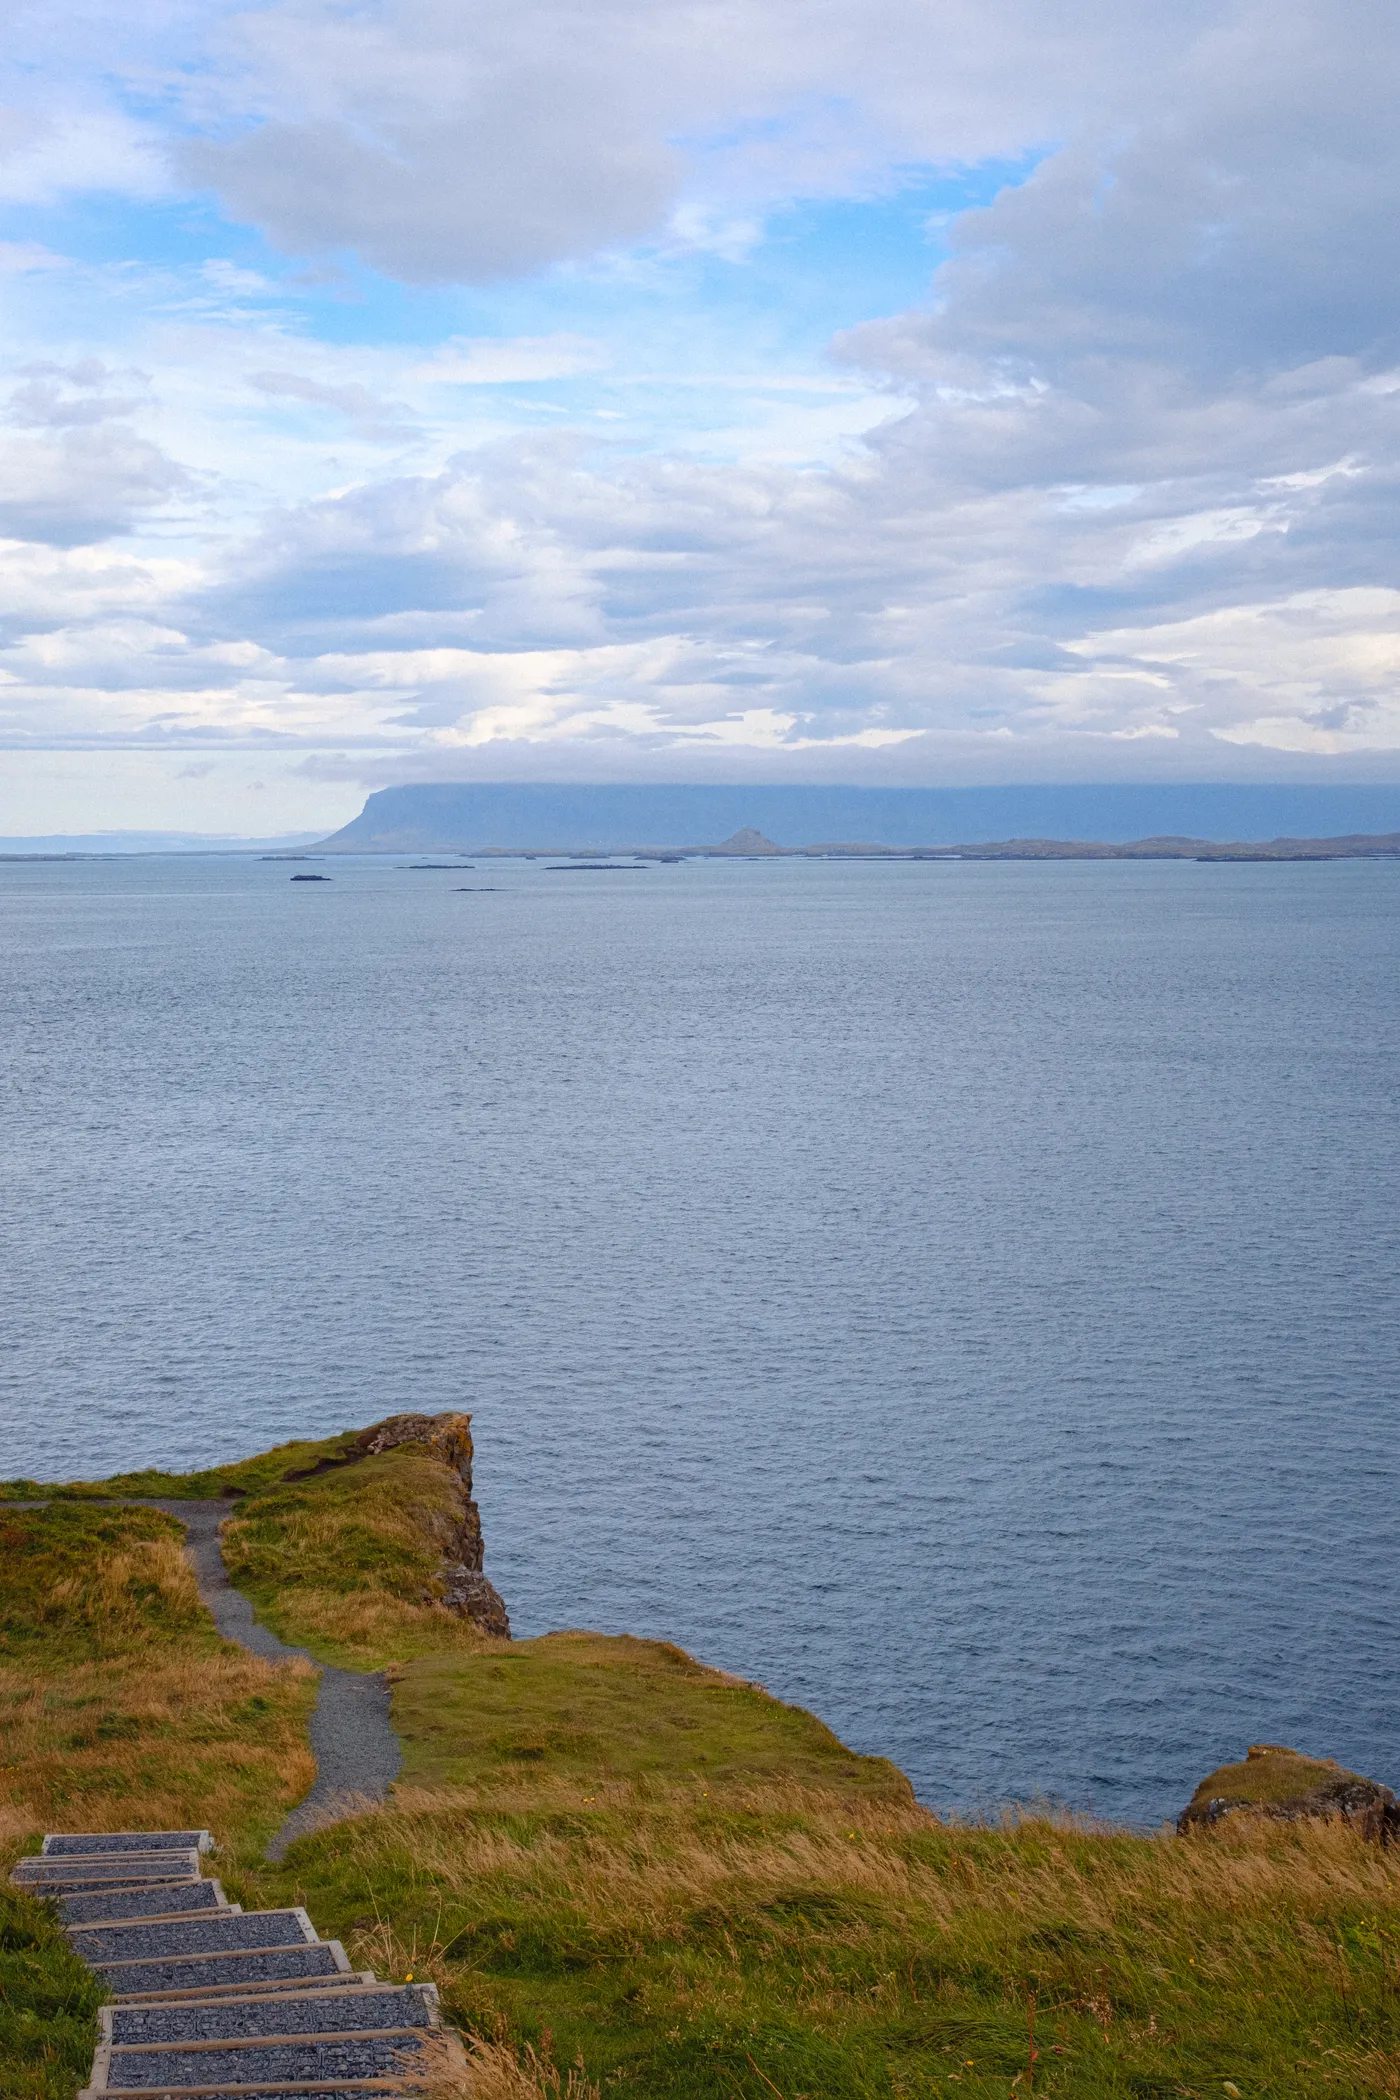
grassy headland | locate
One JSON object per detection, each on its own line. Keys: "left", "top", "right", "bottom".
{"left": 3, "top": 1429, "right": 1399, "bottom": 2098}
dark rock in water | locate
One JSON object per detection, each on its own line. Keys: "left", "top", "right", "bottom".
{"left": 1179, "top": 1743, "right": 1399, "bottom": 1840}
{"left": 291, "top": 873, "right": 331, "bottom": 881}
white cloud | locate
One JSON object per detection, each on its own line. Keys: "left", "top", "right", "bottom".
{"left": 248, "top": 368, "right": 415, "bottom": 440}
{"left": 168, "top": 0, "right": 1219, "bottom": 281}
{"left": 410, "top": 337, "right": 610, "bottom": 385}
{"left": 3, "top": 0, "right": 1400, "bottom": 801}
{"left": 0, "top": 426, "right": 189, "bottom": 545}
{"left": 0, "top": 240, "right": 68, "bottom": 275}
{"left": 1061, "top": 591, "right": 1400, "bottom": 754}
{"left": 0, "top": 104, "right": 165, "bottom": 204}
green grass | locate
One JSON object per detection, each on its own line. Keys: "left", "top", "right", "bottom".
{"left": 0, "top": 1504, "right": 316, "bottom": 1865}
{"left": 252, "top": 1791, "right": 1400, "bottom": 2100}
{"left": 0, "top": 1428, "right": 369, "bottom": 1504}
{"left": 0, "top": 1882, "right": 106, "bottom": 2100}
{"left": 1181, "top": 1743, "right": 1374, "bottom": 1816}
{"left": 0, "top": 1505, "right": 212, "bottom": 1665}
{"left": 391, "top": 1632, "right": 914, "bottom": 1802}
{"left": 218, "top": 1446, "right": 493, "bottom": 1669}
{"left": 8, "top": 1426, "right": 1400, "bottom": 2099}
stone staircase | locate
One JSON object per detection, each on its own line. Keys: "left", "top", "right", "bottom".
{"left": 11, "top": 1830, "right": 460, "bottom": 2097}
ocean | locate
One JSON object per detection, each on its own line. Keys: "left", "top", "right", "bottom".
{"left": 1, "top": 850, "right": 1396, "bottom": 1824}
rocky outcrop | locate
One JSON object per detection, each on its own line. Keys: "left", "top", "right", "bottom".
{"left": 439, "top": 1564, "right": 512, "bottom": 1638}
{"left": 347, "top": 1412, "right": 510, "bottom": 1638}
{"left": 1179, "top": 1743, "right": 1399, "bottom": 1840}
{"left": 348, "top": 1410, "right": 476, "bottom": 1489}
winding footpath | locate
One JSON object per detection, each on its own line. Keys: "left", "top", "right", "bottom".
{"left": 12, "top": 1828, "right": 458, "bottom": 2097}
{"left": 146, "top": 1502, "right": 401, "bottom": 1862}
{"left": 14, "top": 1499, "right": 404, "bottom": 1860}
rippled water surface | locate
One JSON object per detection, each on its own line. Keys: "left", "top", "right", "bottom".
{"left": 2, "top": 852, "right": 1397, "bottom": 1822}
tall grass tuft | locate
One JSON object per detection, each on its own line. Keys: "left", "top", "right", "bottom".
{"left": 402, "top": 2028, "right": 600, "bottom": 2100}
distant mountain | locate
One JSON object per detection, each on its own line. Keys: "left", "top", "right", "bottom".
{"left": 314, "top": 781, "right": 1400, "bottom": 853}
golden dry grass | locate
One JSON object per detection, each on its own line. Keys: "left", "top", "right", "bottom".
{"left": 0, "top": 1651, "right": 316, "bottom": 1852}
{"left": 242, "top": 1587, "right": 501, "bottom": 1669}
{"left": 0, "top": 1499, "right": 322, "bottom": 2100}
{"left": 218, "top": 1448, "right": 498, "bottom": 1667}
{"left": 403, "top": 2028, "right": 601, "bottom": 2100}
{"left": 0, "top": 1505, "right": 316, "bottom": 1862}
{"left": 255, "top": 1783, "right": 1400, "bottom": 2099}
{"left": 296, "top": 1781, "right": 1400, "bottom": 1953}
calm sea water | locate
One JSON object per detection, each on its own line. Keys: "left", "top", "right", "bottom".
{"left": 1, "top": 851, "right": 1397, "bottom": 1824}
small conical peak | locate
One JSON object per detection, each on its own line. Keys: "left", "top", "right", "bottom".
{"left": 717, "top": 828, "right": 781, "bottom": 853}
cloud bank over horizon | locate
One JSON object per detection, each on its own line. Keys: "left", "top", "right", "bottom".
{"left": 2, "top": 0, "right": 1399, "bottom": 829}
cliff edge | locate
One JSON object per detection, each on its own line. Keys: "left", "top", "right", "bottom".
{"left": 343, "top": 1411, "right": 511, "bottom": 1636}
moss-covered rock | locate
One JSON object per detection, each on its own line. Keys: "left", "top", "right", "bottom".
{"left": 1178, "top": 1742, "right": 1399, "bottom": 1839}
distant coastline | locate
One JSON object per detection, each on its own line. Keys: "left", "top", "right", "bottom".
{"left": 312, "top": 779, "right": 1400, "bottom": 860}
{"left": 312, "top": 821, "right": 1400, "bottom": 865}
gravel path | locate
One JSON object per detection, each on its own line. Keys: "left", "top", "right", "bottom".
{"left": 144, "top": 1500, "right": 402, "bottom": 1859}
{"left": 13, "top": 1496, "right": 401, "bottom": 1858}
{"left": 90, "top": 1940, "right": 351, "bottom": 1994}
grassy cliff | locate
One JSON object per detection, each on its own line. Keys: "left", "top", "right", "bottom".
{"left": 3, "top": 1428, "right": 1399, "bottom": 2098}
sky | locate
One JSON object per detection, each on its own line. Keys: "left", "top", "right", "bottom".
{"left": 2, "top": 0, "right": 1400, "bottom": 835}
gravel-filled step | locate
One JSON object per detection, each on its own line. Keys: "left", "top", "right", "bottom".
{"left": 109, "top": 1985, "right": 438, "bottom": 2047}
{"left": 117, "top": 1971, "right": 377, "bottom": 2005}
{"left": 100, "top": 1942, "right": 351, "bottom": 1997}
{"left": 14, "top": 1854, "right": 201, "bottom": 1886}
{"left": 88, "top": 2088, "right": 409, "bottom": 2099}
{"left": 105, "top": 2032, "right": 429, "bottom": 2088}
{"left": 26, "top": 1823, "right": 456, "bottom": 2100}
{"left": 72, "top": 1909, "right": 316, "bottom": 1963}
{"left": 44, "top": 1831, "right": 211, "bottom": 1856}
{"left": 61, "top": 1882, "right": 232, "bottom": 1926}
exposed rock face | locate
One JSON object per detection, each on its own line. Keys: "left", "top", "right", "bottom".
{"left": 1179, "top": 1743, "right": 1399, "bottom": 1840}
{"left": 439, "top": 1565, "right": 512, "bottom": 1638}
{"left": 349, "top": 1412, "right": 510, "bottom": 1638}
{"left": 350, "top": 1412, "right": 476, "bottom": 1498}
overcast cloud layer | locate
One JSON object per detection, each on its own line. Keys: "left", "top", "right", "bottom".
{"left": 1, "top": 0, "right": 1399, "bottom": 827}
